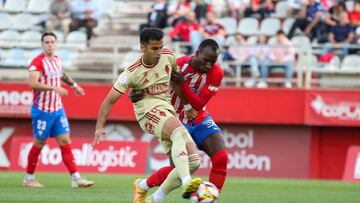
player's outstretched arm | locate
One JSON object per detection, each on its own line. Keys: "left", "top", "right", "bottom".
{"left": 93, "top": 89, "right": 122, "bottom": 146}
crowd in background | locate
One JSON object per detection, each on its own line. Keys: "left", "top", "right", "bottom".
{"left": 139, "top": 0, "right": 360, "bottom": 88}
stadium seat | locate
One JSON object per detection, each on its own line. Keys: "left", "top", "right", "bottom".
{"left": 238, "top": 17, "right": 259, "bottom": 36}
{"left": 260, "top": 18, "right": 281, "bottom": 36}
{"left": 297, "top": 54, "right": 318, "bottom": 71}
{"left": 219, "top": 17, "right": 238, "bottom": 35}
{"left": 56, "top": 49, "right": 73, "bottom": 68}
{"left": 11, "top": 13, "right": 35, "bottom": 31}
{"left": 27, "top": 0, "right": 51, "bottom": 14}
{"left": 52, "top": 30, "right": 65, "bottom": 45}
{"left": 267, "top": 36, "right": 277, "bottom": 45}
{"left": 65, "top": 31, "right": 87, "bottom": 50}
{"left": 97, "top": 0, "right": 116, "bottom": 16}
{"left": 0, "top": 48, "right": 5, "bottom": 62}
{"left": 120, "top": 51, "right": 140, "bottom": 70}
{"left": 0, "top": 48, "right": 26, "bottom": 67}
{"left": 224, "top": 36, "right": 236, "bottom": 46}
{"left": 271, "top": 1, "right": 288, "bottom": 18}
{"left": 0, "top": 13, "right": 11, "bottom": 30}
{"left": 24, "top": 48, "right": 42, "bottom": 64}
{"left": 341, "top": 55, "right": 360, "bottom": 72}
{"left": 283, "top": 18, "right": 295, "bottom": 35}
{"left": 3, "top": 0, "right": 27, "bottom": 12}
{"left": 20, "top": 31, "right": 42, "bottom": 49}
{"left": 246, "top": 36, "right": 258, "bottom": 45}
{"left": 291, "top": 36, "right": 310, "bottom": 54}
{"left": 0, "top": 30, "right": 21, "bottom": 48}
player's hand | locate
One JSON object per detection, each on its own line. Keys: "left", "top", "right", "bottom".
{"left": 74, "top": 86, "right": 85, "bottom": 96}
{"left": 54, "top": 87, "right": 68, "bottom": 96}
{"left": 93, "top": 128, "right": 106, "bottom": 146}
{"left": 171, "top": 71, "right": 185, "bottom": 84}
{"left": 128, "top": 89, "right": 144, "bottom": 103}
{"left": 185, "top": 108, "right": 197, "bottom": 119}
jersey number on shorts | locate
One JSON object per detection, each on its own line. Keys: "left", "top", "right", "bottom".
{"left": 37, "top": 120, "right": 47, "bottom": 131}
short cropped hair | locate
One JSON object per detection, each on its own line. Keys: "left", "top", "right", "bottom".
{"left": 140, "top": 28, "right": 164, "bottom": 44}
{"left": 276, "top": 30, "right": 285, "bottom": 35}
{"left": 41, "top": 32, "right": 57, "bottom": 42}
{"left": 198, "top": 39, "right": 219, "bottom": 52}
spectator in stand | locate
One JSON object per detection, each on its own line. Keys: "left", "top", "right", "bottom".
{"left": 320, "top": 11, "right": 354, "bottom": 57}
{"left": 194, "top": 0, "right": 212, "bottom": 24}
{"left": 227, "top": 0, "right": 251, "bottom": 21}
{"left": 244, "top": 0, "right": 275, "bottom": 20}
{"left": 257, "top": 31, "right": 295, "bottom": 88}
{"left": 139, "top": 0, "right": 169, "bottom": 32}
{"left": 350, "top": 1, "right": 360, "bottom": 48}
{"left": 223, "top": 34, "right": 260, "bottom": 87}
{"left": 190, "top": 12, "right": 225, "bottom": 51}
{"left": 169, "top": 11, "right": 200, "bottom": 42}
{"left": 287, "top": 0, "right": 326, "bottom": 40}
{"left": 287, "top": 0, "right": 306, "bottom": 17}
{"left": 327, "top": 1, "right": 347, "bottom": 23}
{"left": 167, "top": 0, "right": 192, "bottom": 26}
{"left": 349, "top": 1, "right": 360, "bottom": 28}
{"left": 69, "top": 0, "right": 99, "bottom": 41}
{"left": 47, "top": 0, "right": 72, "bottom": 38}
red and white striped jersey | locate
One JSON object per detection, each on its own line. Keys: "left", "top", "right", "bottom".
{"left": 171, "top": 55, "right": 223, "bottom": 125}
{"left": 29, "top": 53, "right": 63, "bottom": 112}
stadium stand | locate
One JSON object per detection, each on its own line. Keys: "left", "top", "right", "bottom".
{"left": 0, "top": 0, "right": 359, "bottom": 89}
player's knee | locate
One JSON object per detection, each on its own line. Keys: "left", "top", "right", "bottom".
{"left": 170, "top": 126, "right": 192, "bottom": 143}
{"left": 189, "top": 153, "right": 201, "bottom": 174}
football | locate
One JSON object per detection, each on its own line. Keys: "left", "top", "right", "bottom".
{"left": 190, "top": 181, "right": 219, "bottom": 203}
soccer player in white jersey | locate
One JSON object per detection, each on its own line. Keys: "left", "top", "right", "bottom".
{"left": 24, "top": 32, "right": 94, "bottom": 188}
{"left": 92, "top": 28, "right": 202, "bottom": 202}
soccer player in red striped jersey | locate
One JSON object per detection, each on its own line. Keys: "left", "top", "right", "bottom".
{"left": 23, "top": 32, "right": 94, "bottom": 188}
{"left": 131, "top": 39, "right": 228, "bottom": 202}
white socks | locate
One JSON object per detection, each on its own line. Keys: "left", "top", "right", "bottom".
{"left": 138, "top": 179, "right": 150, "bottom": 190}
{"left": 181, "top": 175, "right": 191, "bottom": 186}
{"left": 71, "top": 172, "right": 81, "bottom": 180}
{"left": 152, "top": 187, "right": 166, "bottom": 203}
{"left": 24, "top": 173, "right": 34, "bottom": 180}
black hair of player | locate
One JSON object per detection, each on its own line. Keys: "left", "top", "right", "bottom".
{"left": 140, "top": 28, "right": 164, "bottom": 45}
{"left": 198, "top": 39, "right": 219, "bottom": 52}
{"left": 41, "top": 32, "right": 57, "bottom": 42}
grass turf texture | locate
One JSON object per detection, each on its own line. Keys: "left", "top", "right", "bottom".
{"left": 0, "top": 172, "right": 360, "bottom": 203}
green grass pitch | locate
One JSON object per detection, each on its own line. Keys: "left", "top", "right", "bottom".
{"left": 1, "top": 172, "right": 360, "bottom": 203}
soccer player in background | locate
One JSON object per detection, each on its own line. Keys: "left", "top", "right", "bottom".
{"left": 24, "top": 32, "right": 94, "bottom": 188}
{"left": 131, "top": 39, "right": 228, "bottom": 203}
{"left": 92, "top": 28, "right": 202, "bottom": 200}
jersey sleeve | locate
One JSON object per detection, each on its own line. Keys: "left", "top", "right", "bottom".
{"left": 113, "top": 70, "right": 131, "bottom": 94}
{"left": 181, "top": 64, "right": 224, "bottom": 110}
{"left": 29, "top": 57, "right": 43, "bottom": 72}
{"left": 202, "top": 65, "right": 224, "bottom": 96}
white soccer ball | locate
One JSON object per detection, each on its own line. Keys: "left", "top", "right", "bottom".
{"left": 190, "top": 181, "right": 219, "bottom": 203}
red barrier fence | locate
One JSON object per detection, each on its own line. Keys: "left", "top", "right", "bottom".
{"left": 1, "top": 82, "right": 360, "bottom": 179}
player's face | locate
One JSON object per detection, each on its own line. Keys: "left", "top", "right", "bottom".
{"left": 141, "top": 40, "right": 163, "bottom": 65}
{"left": 195, "top": 47, "right": 218, "bottom": 73}
{"left": 42, "top": 35, "right": 57, "bottom": 56}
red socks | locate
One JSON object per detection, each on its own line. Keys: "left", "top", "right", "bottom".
{"left": 60, "top": 144, "right": 77, "bottom": 174}
{"left": 146, "top": 166, "right": 174, "bottom": 187}
{"left": 145, "top": 150, "right": 228, "bottom": 191}
{"left": 26, "top": 145, "right": 42, "bottom": 174}
{"left": 209, "top": 149, "right": 228, "bottom": 191}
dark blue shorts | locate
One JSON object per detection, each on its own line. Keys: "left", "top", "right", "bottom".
{"left": 31, "top": 105, "right": 70, "bottom": 140}
{"left": 183, "top": 115, "right": 222, "bottom": 147}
